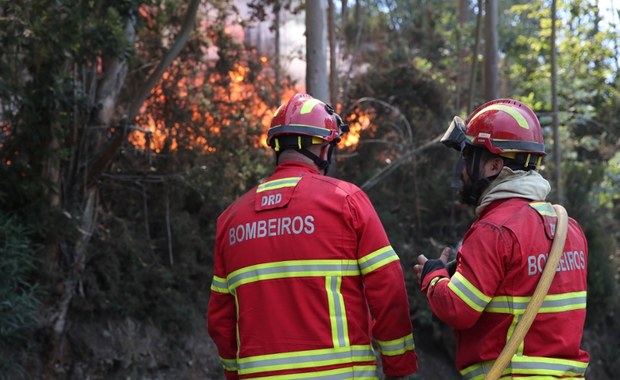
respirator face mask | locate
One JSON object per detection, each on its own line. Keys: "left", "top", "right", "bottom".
{"left": 440, "top": 116, "right": 491, "bottom": 206}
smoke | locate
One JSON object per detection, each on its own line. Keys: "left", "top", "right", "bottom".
{"left": 236, "top": 2, "right": 307, "bottom": 91}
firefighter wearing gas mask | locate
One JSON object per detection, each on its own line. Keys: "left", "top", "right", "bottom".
{"left": 414, "top": 99, "right": 590, "bottom": 379}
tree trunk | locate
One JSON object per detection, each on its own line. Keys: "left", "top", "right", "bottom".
{"left": 468, "top": 0, "right": 483, "bottom": 112}
{"left": 274, "top": 1, "right": 282, "bottom": 102}
{"left": 456, "top": 0, "right": 467, "bottom": 112}
{"left": 328, "top": 0, "right": 338, "bottom": 105}
{"left": 306, "top": 0, "right": 329, "bottom": 101}
{"left": 341, "top": 0, "right": 363, "bottom": 107}
{"left": 44, "top": 1, "right": 200, "bottom": 375}
{"left": 551, "top": 0, "right": 563, "bottom": 203}
{"left": 483, "top": 0, "right": 499, "bottom": 100}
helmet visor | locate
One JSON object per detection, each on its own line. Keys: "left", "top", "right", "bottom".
{"left": 441, "top": 116, "right": 468, "bottom": 152}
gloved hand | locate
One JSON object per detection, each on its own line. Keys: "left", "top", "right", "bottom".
{"left": 413, "top": 247, "right": 451, "bottom": 286}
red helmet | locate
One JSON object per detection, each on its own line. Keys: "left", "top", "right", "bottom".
{"left": 441, "top": 98, "right": 545, "bottom": 169}
{"left": 267, "top": 93, "right": 347, "bottom": 150}
{"left": 464, "top": 98, "right": 545, "bottom": 156}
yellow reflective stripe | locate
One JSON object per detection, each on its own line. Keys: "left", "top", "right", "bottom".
{"left": 256, "top": 177, "right": 302, "bottom": 193}
{"left": 470, "top": 104, "right": 529, "bottom": 129}
{"left": 529, "top": 201, "right": 557, "bottom": 217}
{"left": 326, "top": 276, "right": 349, "bottom": 347}
{"left": 273, "top": 104, "right": 283, "bottom": 117}
{"left": 300, "top": 98, "right": 324, "bottom": 114}
{"left": 237, "top": 345, "right": 375, "bottom": 375}
{"left": 512, "top": 355, "right": 589, "bottom": 375}
{"left": 447, "top": 272, "right": 491, "bottom": 312}
{"left": 227, "top": 259, "right": 361, "bottom": 291}
{"left": 461, "top": 356, "right": 588, "bottom": 380}
{"left": 486, "top": 291, "right": 587, "bottom": 314}
{"left": 430, "top": 277, "right": 449, "bottom": 288}
{"left": 249, "top": 365, "right": 379, "bottom": 379}
{"left": 234, "top": 292, "right": 241, "bottom": 348}
{"left": 210, "top": 275, "right": 229, "bottom": 294}
{"left": 504, "top": 314, "right": 525, "bottom": 356}
{"left": 375, "top": 333, "right": 415, "bottom": 356}
{"left": 219, "top": 356, "right": 238, "bottom": 371}
{"left": 358, "top": 246, "right": 399, "bottom": 275}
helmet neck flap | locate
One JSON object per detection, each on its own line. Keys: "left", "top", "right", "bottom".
{"left": 271, "top": 135, "right": 333, "bottom": 174}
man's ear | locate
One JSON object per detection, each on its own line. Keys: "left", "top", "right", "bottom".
{"left": 487, "top": 156, "right": 504, "bottom": 176}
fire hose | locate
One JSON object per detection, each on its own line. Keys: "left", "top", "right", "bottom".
{"left": 483, "top": 204, "right": 568, "bottom": 380}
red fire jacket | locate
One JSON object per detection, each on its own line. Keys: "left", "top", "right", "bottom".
{"left": 207, "top": 161, "right": 417, "bottom": 379}
{"left": 422, "top": 198, "right": 589, "bottom": 379}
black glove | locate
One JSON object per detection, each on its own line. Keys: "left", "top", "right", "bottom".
{"left": 420, "top": 258, "right": 446, "bottom": 285}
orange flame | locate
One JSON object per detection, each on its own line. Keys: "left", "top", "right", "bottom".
{"left": 342, "top": 113, "right": 369, "bottom": 147}
{"left": 130, "top": 57, "right": 289, "bottom": 154}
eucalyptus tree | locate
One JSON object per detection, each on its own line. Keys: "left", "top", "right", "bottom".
{"left": 0, "top": 0, "right": 204, "bottom": 374}
{"left": 306, "top": 0, "right": 329, "bottom": 99}
{"left": 484, "top": 0, "right": 500, "bottom": 99}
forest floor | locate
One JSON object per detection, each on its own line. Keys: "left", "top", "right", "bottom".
{"left": 45, "top": 317, "right": 611, "bottom": 379}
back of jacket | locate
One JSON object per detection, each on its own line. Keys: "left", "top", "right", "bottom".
{"left": 207, "top": 161, "right": 417, "bottom": 379}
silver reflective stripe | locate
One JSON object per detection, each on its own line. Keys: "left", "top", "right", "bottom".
{"left": 256, "top": 177, "right": 302, "bottom": 193}
{"left": 260, "top": 366, "right": 379, "bottom": 379}
{"left": 328, "top": 276, "right": 347, "bottom": 347}
{"left": 227, "top": 261, "right": 360, "bottom": 290}
{"left": 450, "top": 274, "right": 489, "bottom": 310}
{"left": 219, "top": 356, "right": 238, "bottom": 371}
{"left": 538, "top": 293, "right": 587, "bottom": 311}
{"left": 358, "top": 247, "right": 397, "bottom": 274}
{"left": 487, "top": 292, "right": 587, "bottom": 314}
{"left": 375, "top": 333, "right": 415, "bottom": 356}
{"left": 462, "top": 357, "right": 588, "bottom": 380}
{"left": 529, "top": 201, "right": 557, "bottom": 216}
{"left": 486, "top": 298, "right": 528, "bottom": 312}
{"left": 238, "top": 346, "right": 375, "bottom": 374}
{"left": 512, "top": 360, "right": 586, "bottom": 373}
{"left": 210, "top": 276, "right": 229, "bottom": 293}
{"left": 462, "top": 364, "right": 488, "bottom": 380}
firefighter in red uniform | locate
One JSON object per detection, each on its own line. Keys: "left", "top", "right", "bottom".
{"left": 413, "top": 99, "right": 590, "bottom": 379}
{"left": 207, "top": 93, "right": 418, "bottom": 379}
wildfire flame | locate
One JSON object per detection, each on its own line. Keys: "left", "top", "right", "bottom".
{"left": 342, "top": 112, "right": 369, "bottom": 147}
{"left": 128, "top": 7, "right": 366, "bottom": 156}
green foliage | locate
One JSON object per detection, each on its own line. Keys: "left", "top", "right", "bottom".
{"left": 560, "top": 162, "right": 620, "bottom": 377}
{"left": 70, "top": 0, "right": 277, "bottom": 348}
{"left": 562, "top": 162, "right": 618, "bottom": 323}
{"left": 338, "top": 3, "right": 620, "bottom": 378}
{"left": 0, "top": 0, "right": 620, "bottom": 377}
{"left": 0, "top": 213, "right": 42, "bottom": 380}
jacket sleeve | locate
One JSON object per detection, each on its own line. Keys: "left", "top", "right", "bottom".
{"left": 423, "top": 222, "right": 509, "bottom": 330}
{"left": 206, "top": 236, "right": 239, "bottom": 380}
{"left": 348, "top": 191, "right": 418, "bottom": 376}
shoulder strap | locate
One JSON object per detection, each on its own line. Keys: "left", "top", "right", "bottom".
{"left": 483, "top": 204, "right": 568, "bottom": 380}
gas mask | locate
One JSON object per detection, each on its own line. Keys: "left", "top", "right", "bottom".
{"left": 441, "top": 116, "right": 494, "bottom": 206}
